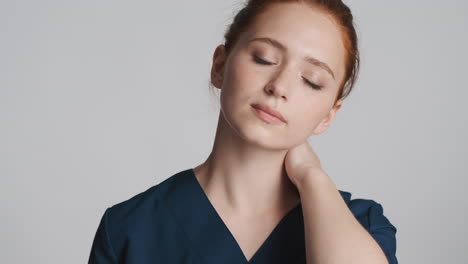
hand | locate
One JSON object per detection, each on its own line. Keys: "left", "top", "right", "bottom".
{"left": 284, "top": 140, "right": 325, "bottom": 189}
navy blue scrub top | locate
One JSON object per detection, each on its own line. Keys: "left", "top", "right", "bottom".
{"left": 88, "top": 168, "right": 398, "bottom": 264}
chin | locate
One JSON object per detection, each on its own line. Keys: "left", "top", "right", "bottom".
{"left": 236, "top": 121, "right": 294, "bottom": 150}
{"left": 221, "top": 106, "right": 296, "bottom": 150}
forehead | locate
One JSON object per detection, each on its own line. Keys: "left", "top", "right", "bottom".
{"left": 237, "top": 2, "right": 346, "bottom": 81}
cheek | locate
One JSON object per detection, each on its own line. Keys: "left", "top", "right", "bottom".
{"left": 219, "top": 60, "right": 254, "bottom": 117}
{"left": 292, "top": 114, "right": 317, "bottom": 137}
{"left": 230, "top": 57, "right": 260, "bottom": 90}
{"left": 222, "top": 57, "right": 263, "bottom": 106}
{"left": 290, "top": 100, "right": 331, "bottom": 134}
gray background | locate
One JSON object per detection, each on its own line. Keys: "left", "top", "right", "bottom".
{"left": 1, "top": 0, "right": 467, "bottom": 263}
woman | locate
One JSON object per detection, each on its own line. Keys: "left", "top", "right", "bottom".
{"left": 89, "top": 0, "right": 398, "bottom": 263}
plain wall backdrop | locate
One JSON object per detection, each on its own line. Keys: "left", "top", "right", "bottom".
{"left": 2, "top": 0, "right": 467, "bottom": 263}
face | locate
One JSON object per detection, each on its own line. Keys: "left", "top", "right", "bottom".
{"left": 211, "top": 2, "right": 346, "bottom": 149}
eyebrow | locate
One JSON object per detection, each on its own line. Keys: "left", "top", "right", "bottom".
{"left": 248, "top": 37, "right": 336, "bottom": 80}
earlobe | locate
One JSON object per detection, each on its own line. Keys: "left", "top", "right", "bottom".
{"left": 311, "top": 100, "right": 343, "bottom": 135}
{"left": 312, "top": 120, "right": 330, "bottom": 135}
{"left": 210, "top": 45, "right": 227, "bottom": 89}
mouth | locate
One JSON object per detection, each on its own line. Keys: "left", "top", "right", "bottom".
{"left": 251, "top": 104, "right": 287, "bottom": 125}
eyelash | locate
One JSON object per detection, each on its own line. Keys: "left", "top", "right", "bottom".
{"left": 252, "top": 55, "right": 323, "bottom": 90}
{"left": 253, "top": 55, "right": 272, "bottom": 65}
{"left": 302, "top": 77, "right": 322, "bottom": 90}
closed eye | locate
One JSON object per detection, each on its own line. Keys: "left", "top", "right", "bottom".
{"left": 252, "top": 55, "right": 322, "bottom": 90}
{"left": 302, "top": 77, "right": 322, "bottom": 90}
{"left": 252, "top": 55, "right": 273, "bottom": 65}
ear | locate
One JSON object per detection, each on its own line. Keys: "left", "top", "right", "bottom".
{"left": 210, "top": 44, "right": 227, "bottom": 89}
{"left": 312, "top": 99, "right": 343, "bottom": 135}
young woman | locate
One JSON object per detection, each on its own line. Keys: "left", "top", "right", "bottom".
{"left": 89, "top": 0, "right": 398, "bottom": 263}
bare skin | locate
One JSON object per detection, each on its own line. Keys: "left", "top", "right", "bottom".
{"left": 194, "top": 2, "right": 388, "bottom": 263}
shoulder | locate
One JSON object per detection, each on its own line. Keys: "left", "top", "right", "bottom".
{"left": 343, "top": 193, "right": 397, "bottom": 234}
{"left": 338, "top": 190, "right": 398, "bottom": 264}
{"left": 104, "top": 168, "right": 186, "bottom": 228}
{"left": 88, "top": 169, "right": 193, "bottom": 263}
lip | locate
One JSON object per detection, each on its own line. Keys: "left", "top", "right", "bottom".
{"left": 251, "top": 103, "right": 287, "bottom": 124}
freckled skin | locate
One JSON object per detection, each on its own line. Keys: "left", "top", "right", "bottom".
{"left": 211, "top": 2, "right": 346, "bottom": 150}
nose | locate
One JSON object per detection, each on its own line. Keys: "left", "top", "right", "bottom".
{"left": 264, "top": 65, "right": 294, "bottom": 101}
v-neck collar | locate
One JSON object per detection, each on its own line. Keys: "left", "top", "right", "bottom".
{"left": 164, "top": 168, "right": 351, "bottom": 264}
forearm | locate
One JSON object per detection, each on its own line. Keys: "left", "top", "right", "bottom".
{"left": 297, "top": 169, "right": 388, "bottom": 264}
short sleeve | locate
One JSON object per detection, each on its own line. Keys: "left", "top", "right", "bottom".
{"left": 367, "top": 201, "right": 398, "bottom": 264}
{"left": 88, "top": 208, "right": 118, "bottom": 264}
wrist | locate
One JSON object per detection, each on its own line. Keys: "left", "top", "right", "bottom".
{"left": 296, "top": 168, "right": 332, "bottom": 193}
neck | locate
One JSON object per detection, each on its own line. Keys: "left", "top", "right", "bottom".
{"left": 193, "top": 111, "right": 300, "bottom": 217}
